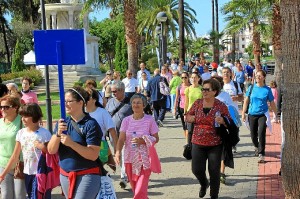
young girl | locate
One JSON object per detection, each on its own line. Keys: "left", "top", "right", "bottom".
{"left": 270, "top": 80, "right": 278, "bottom": 122}
{"left": 0, "top": 103, "right": 52, "bottom": 198}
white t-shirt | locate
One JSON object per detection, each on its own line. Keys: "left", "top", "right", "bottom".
{"left": 89, "top": 107, "right": 115, "bottom": 140}
{"left": 122, "top": 78, "right": 139, "bottom": 92}
{"left": 201, "top": 72, "right": 211, "bottom": 81}
{"left": 224, "top": 63, "right": 234, "bottom": 70}
{"left": 223, "top": 80, "right": 242, "bottom": 109}
{"left": 16, "top": 127, "right": 51, "bottom": 175}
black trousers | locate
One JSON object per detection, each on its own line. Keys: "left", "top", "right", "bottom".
{"left": 152, "top": 98, "right": 167, "bottom": 122}
{"left": 248, "top": 114, "right": 267, "bottom": 155}
{"left": 178, "top": 107, "right": 187, "bottom": 130}
{"left": 192, "top": 144, "right": 223, "bottom": 198}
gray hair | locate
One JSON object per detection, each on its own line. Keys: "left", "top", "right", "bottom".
{"left": 6, "top": 83, "right": 18, "bottom": 90}
{"left": 130, "top": 93, "right": 147, "bottom": 108}
{"left": 111, "top": 80, "right": 125, "bottom": 91}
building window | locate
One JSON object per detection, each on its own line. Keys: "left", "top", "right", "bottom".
{"left": 242, "top": 38, "right": 245, "bottom": 41}
{"left": 242, "top": 45, "right": 245, "bottom": 48}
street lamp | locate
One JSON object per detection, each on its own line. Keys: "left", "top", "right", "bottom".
{"left": 156, "top": 12, "right": 167, "bottom": 66}
{"left": 156, "top": 25, "right": 162, "bottom": 70}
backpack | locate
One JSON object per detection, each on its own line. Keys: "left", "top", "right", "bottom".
{"left": 159, "top": 77, "right": 170, "bottom": 96}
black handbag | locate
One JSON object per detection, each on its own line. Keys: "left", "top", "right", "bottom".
{"left": 183, "top": 144, "right": 192, "bottom": 160}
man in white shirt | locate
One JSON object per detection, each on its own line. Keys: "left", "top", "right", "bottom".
{"left": 137, "top": 62, "right": 151, "bottom": 81}
{"left": 224, "top": 59, "right": 234, "bottom": 70}
{"left": 122, "top": 69, "right": 139, "bottom": 98}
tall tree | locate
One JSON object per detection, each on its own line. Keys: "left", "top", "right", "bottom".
{"left": 221, "top": 0, "right": 271, "bottom": 65}
{"left": 280, "top": 0, "right": 300, "bottom": 198}
{"left": 0, "top": 1, "right": 10, "bottom": 64}
{"left": 178, "top": 0, "right": 185, "bottom": 62}
{"left": 211, "top": 0, "right": 215, "bottom": 31}
{"left": 214, "top": 0, "right": 219, "bottom": 63}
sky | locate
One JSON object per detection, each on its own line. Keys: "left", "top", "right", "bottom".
{"left": 90, "top": 0, "right": 231, "bottom": 37}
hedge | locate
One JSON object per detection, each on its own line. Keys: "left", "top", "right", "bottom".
{"left": 0, "top": 69, "right": 43, "bottom": 86}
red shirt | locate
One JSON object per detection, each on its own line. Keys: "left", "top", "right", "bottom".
{"left": 187, "top": 99, "right": 231, "bottom": 146}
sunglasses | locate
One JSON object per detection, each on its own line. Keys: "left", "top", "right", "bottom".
{"left": 181, "top": 77, "right": 188, "bottom": 79}
{"left": 111, "top": 90, "right": 118, "bottom": 93}
{"left": 201, "top": 88, "right": 213, "bottom": 92}
{"left": 0, "top": 105, "right": 13, "bottom": 110}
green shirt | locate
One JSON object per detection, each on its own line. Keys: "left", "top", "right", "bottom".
{"left": 0, "top": 115, "right": 22, "bottom": 168}
{"left": 185, "top": 85, "right": 203, "bottom": 111}
{"left": 169, "top": 76, "right": 182, "bottom": 94}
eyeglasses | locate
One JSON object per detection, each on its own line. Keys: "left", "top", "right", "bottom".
{"left": 181, "top": 77, "right": 188, "bottom": 79}
{"left": 201, "top": 88, "right": 213, "bottom": 92}
{"left": 0, "top": 105, "right": 13, "bottom": 110}
{"left": 111, "top": 90, "right": 118, "bottom": 93}
{"left": 65, "top": 100, "right": 77, "bottom": 104}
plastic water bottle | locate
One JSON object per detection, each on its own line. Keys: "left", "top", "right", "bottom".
{"left": 131, "top": 132, "right": 138, "bottom": 148}
{"left": 215, "top": 111, "right": 221, "bottom": 127}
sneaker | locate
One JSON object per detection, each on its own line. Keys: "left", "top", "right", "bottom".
{"left": 119, "top": 179, "right": 127, "bottom": 189}
{"left": 220, "top": 173, "right": 226, "bottom": 184}
{"left": 254, "top": 147, "right": 259, "bottom": 157}
{"left": 199, "top": 182, "right": 209, "bottom": 198}
{"left": 157, "top": 120, "right": 164, "bottom": 127}
{"left": 258, "top": 154, "right": 265, "bottom": 163}
{"left": 233, "top": 146, "right": 237, "bottom": 153}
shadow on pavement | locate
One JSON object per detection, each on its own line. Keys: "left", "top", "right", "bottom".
{"left": 148, "top": 177, "right": 198, "bottom": 189}
{"left": 159, "top": 156, "right": 190, "bottom": 163}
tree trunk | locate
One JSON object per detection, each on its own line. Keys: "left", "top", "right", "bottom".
{"left": 232, "top": 33, "right": 236, "bottom": 61}
{"left": 124, "top": 0, "right": 139, "bottom": 74}
{"left": 215, "top": 0, "right": 219, "bottom": 64}
{"left": 0, "top": 8, "right": 10, "bottom": 64}
{"left": 178, "top": 0, "right": 185, "bottom": 62}
{"left": 272, "top": 3, "right": 283, "bottom": 87}
{"left": 212, "top": 0, "right": 215, "bottom": 31}
{"left": 252, "top": 21, "right": 261, "bottom": 65}
{"left": 280, "top": 0, "right": 300, "bottom": 198}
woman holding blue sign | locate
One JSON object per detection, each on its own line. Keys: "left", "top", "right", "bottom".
{"left": 48, "top": 86, "right": 103, "bottom": 199}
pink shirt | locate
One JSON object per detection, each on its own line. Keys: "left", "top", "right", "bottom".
{"left": 21, "top": 91, "right": 38, "bottom": 104}
{"left": 120, "top": 114, "right": 159, "bottom": 174}
{"left": 161, "top": 73, "right": 172, "bottom": 83}
{"left": 271, "top": 87, "right": 278, "bottom": 104}
{"left": 179, "top": 85, "right": 188, "bottom": 109}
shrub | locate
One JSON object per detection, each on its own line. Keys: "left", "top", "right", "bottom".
{"left": 0, "top": 69, "right": 43, "bottom": 86}
{"left": 146, "top": 57, "right": 160, "bottom": 73}
{"left": 11, "top": 39, "right": 26, "bottom": 72}
{"left": 73, "top": 80, "right": 83, "bottom": 87}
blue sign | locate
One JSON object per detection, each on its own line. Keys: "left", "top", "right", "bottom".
{"left": 33, "top": 29, "right": 86, "bottom": 122}
{"left": 34, "top": 29, "right": 86, "bottom": 65}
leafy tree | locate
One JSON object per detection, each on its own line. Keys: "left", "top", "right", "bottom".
{"left": 114, "top": 31, "right": 128, "bottom": 77}
{"left": 221, "top": 0, "right": 271, "bottom": 65}
{"left": 0, "top": 1, "right": 11, "bottom": 63}
{"left": 11, "top": 39, "right": 25, "bottom": 72}
{"left": 89, "top": 15, "right": 124, "bottom": 68}
{"left": 191, "top": 37, "right": 211, "bottom": 60}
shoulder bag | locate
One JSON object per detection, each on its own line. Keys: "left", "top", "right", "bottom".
{"left": 245, "top": 84, "right": 254, "bottom": 114}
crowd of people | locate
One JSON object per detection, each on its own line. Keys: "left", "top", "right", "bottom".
{"left": 0, "top": 57, "right": 279, "bottom": 199}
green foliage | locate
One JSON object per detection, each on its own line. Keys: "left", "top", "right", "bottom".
{"left": 11, "top": 39, "right": 26, "bottom": 72}
{"left": 99, "top": 63, "right": 110, "bottom": 73}
{"left": 146, "top": 56, "right": 160, "bottom": 74}
{"left": 245, "top": 43, "right": 254, "bottom": 58}
{"left": 114, "top": 31, "right": 128, "bottom": 78}
{"left": 0, "top": 69, "right": 43, "bottom": 85}
{"left": 89, "top": 15, "right": 124, "bottom": 65}
{"left": 73, "top": 80, "right": 84, "bottom": 87}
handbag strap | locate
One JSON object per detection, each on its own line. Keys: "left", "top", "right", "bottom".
{"left": 109, "top": 102, "right": 126, "bottom": 117}
{"left": 71, "top": 119, "right": 85, "bottom": 139}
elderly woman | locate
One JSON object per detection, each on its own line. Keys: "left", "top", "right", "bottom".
{"left": 242, "top": 70, "right": 276, "bottom": 163}
{"left": 47, "top": 86, "right": 103, "bottom": 199}
{"left": 185, "top": 79, "right": 231, "bottom": 199}
{"left": 0, "top": 95, "right": 26, "bottom": 199}
{"left": 115, "top": 94, "right": 160, "bottom": 199}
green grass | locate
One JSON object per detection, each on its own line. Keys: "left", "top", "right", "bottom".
{"left": 37, "top": 92, "right": 60, "bottom": 101}
{"left": 40, "top": 104, "right": 61, "bottom": 120}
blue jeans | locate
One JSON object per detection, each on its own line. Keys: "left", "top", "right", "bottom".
{"left": 170, "top": 94, "right": 176, "bottom": 114}
{"left": 0, "top": 167, "right": 26, "bottom": 199}
{"left": 60, "top": 174, "right": 101, "bottom": 199}
{"left": 152, "top": 98, "right": 167, "bottom": 122}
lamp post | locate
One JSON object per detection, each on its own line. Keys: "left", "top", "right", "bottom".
{"left": 156, "top": 25, "right": 162, "bottom": 70}
{"left": 40, "top": 0, "right": 53, "bottom": 132}
{"left": 156, "top": 12, "right": 167, "bottom": 66}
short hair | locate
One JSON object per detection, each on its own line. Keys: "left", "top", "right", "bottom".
{"left": 0, "top": 95, "right": 21, "bottom": 112}
{"left": 203, "top": 78, "right": 221, "bottom": 97}
{"left": 19, "top": 103, "right": 43, "bottom": 123}
{"left": 0, "top": 83, "right": 8, "bottom": 97}
{"left": 85, "top": 79, "right": 97, "bottom": 88}
{"left": 85, "top": 88, "right": 103, "bottom": 108}
{"left": 256, "top": 69, "right": 266, "bottom": 77}
{"left": 211, "top": 76, "right": 224, "bottom": 87}
{"left": 6, "top": 83, "right": 19, "bottom": 90}
{"left": 22, "top": 77, "right": 33, "bottom": 85}
{"left": 111, "top": 80, "right": 125, "bottom": 91}
{"left": 130, "top": 93, "right": 147, "bottom": 108}
{"left": 172, "top": 70, "right": 179, "bottom": 76}
{"left": 222, "top": 67, "right": 232, "bottom": 73}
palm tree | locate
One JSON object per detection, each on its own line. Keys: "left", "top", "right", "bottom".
{"left": 191, "top": 37, "right": 210, "bottom": 61}
{"left": 137, "top": 0, "right": 198, "bottom": 42}
{"left": 209, "top": 30, "right": 224, "bottom": 63}
{"left": 0, "top": 1, "right": 11, "bottom": 64}
{"left": 221, "top": 0, "right": 271, "bottom": 65}
{"left": 178, "top": 0, "right": 185, "bottom": 62}
{"left": 280, "top": 0, "right": 300, "bottom": 198}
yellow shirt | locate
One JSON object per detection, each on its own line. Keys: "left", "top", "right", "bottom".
{"left": 185, "top": 85, "right": 203, "bottom": 111}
